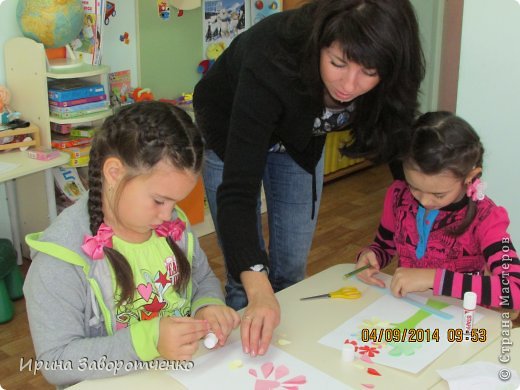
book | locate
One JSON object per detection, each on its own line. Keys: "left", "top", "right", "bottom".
{"left": 50, "top": 106, "right": 110, "bottom": 119}
{"left": 108, "top": 70, "right": 133, "bottom": 107}
{"left": 62, "top": 144, "right": 92, "bottom": 158}
{"left": 48, "top": 79, "right": 105, "bottom": 102}
{"left": 49, "top": 94, "right": 107, "bottom": 107}
{"left": 51, "top": 133, "right": 93, "bottom": 149}
{"left": 64, "top": 155, "right": 90, "bottom": 167}
{"left": 53, "top": 166, "right": 88, "bottom": 202}
{"left": 70, "top": 126, "right": 98, "bottom": 138}
{"left": 51, "top": 121, "right": 94, "bottom": 135}
{"left": 50, "top": 100, "right": 109, "bottom": 114}
{"left": 69, "top": 0, "right": 105, "bottom": 65}
{"left": 50, "top": 108, "right": 110, "bottom": 120}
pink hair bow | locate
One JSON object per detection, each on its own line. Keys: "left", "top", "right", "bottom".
{"left": 81, "top": 223, "right": 114, "bottom": 260}
{"left": 155, "top": 219, "right": 186, "bottom": 241}
{"left": 466, "top": 178, "right": 487, "bottom": 202}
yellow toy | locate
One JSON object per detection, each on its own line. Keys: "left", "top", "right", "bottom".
{"left": 197, "top": 42, "right": 226, "bottom": 76}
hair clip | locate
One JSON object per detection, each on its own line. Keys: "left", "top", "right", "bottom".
{"left": 466, "top": 178, "right": 486, "bottom": 202}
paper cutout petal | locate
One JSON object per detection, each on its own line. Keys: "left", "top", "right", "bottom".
{"left": 249, "top": 368, "right": 257, "bottom": 377}
{"left": 360, "top": 353, "right": 374, "bottom": 364}
{"left": 362, "top": 384, "right": 375, "bottom": 389}
{"left": 261, "top": 362, "right": 274, "bottom": 378}
{"left": 274, "top": 364, "right": 289, "bottom": 380}
{"left": 277, "top": 338, "right": 292, "bottom": 346}
{"left": 282, "top": 375, "right": 306, "bottom": 385}
{"left": 367, "top": 368, "right": 382, "bottom": 376}
{"left": 255, "top": 379, "right": 280, "bottom": 390}
{"left": 228, "top": 359, "right": 243, "bottom": 370}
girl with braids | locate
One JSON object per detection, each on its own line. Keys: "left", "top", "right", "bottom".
{"left": 24, "top": 101, "right": 239, "bottom": 387}
{"left": 355, "top": 111, "right": 520, "bottom": 310}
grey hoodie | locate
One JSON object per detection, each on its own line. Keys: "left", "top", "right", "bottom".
{"left": 24, "top": 195, "right": 224, "bottom": 387}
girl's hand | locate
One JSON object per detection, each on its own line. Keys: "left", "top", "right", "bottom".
{"left": 194, "top": 305, "right": 241, "bottom": 347}
{"left": 390, "top": 267, "right": 436, "bottom": 297}
{"left": 157, "top": 317, "right": 210, "bottom": 361}
{"left": 355, "top": 250, "right": 385, "bottom": 288}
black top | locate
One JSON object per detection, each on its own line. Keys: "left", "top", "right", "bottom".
{"left": 194, "top": 10, "right": 329, "bottom": 280}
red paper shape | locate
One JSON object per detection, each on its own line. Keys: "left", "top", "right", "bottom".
{"left": 367, "top": 368, "right": 382, "bottom": 376}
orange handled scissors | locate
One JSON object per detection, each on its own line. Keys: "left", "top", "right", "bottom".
{"left": 300, "top": 286, "right": 361, "bottom": 301}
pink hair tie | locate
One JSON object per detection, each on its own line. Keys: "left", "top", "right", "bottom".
{"left": 81, "top": 223, "right": 114, "bottom": 260}
{"left": 155, "top": 218, "right": 186, "bottom": 241}
{"left": 466, "top": 178, "right": 487, "bottom": 202}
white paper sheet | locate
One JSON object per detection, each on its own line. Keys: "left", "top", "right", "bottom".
{"left": 319, "top": 294, "right": 483, "bottom": 374}
{"left": 171, "top": 341, "right": 352, "bottom": 389}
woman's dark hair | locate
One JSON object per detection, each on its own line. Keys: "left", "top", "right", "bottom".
{"left": 404, "top": 111, "right": 485, "bottom": 235}
{"left": 278, "top": 0, "right": 425, "bottom": 162}
{"left": 87, "top": 101, "right": 204, "bottom": 305}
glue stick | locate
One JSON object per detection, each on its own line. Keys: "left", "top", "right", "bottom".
{"left": 462, "top": 291, "right": 477, "bottom": 342}
{"left": 341, "top": 343, "right": 356, "bottom": 362}
{"left": 203, "top": 332, "right": 218, "bottom": 349}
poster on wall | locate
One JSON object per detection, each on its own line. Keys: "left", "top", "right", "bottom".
{"left": 201, "top": 0, "right": 250, "bottom": 65}
{"left": 250, "top": 0, "right": 282, "bottom": 25}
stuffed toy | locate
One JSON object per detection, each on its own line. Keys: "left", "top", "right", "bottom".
{"left": 197, "top": 41, "right": 226, "bottom": 76}
{"left": 131, "top": 87, "right": 154, "bottom": 102}
{"left": 0, "top": 85, "right": 12, "bottom": 124}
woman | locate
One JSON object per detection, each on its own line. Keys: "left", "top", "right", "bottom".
{"left": 194, "top": 0, "right": 425, "bottom": 356}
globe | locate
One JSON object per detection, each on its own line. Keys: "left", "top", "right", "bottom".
{"left": 16, "top": 0, "right": 84, "bottom": 49}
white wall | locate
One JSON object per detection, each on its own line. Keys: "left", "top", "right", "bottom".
{"left": 0, "top": 0, "right": 23, "bottom": 241}
{"left": 457, "top": 0, "right": 520, "bottom": 239}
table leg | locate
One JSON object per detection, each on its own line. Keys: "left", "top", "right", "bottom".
{"left": 44, "top": 169, "right": 58, "bottom": 220}
{"left": 5, "top": 180, "right": 23, "bottom": 265}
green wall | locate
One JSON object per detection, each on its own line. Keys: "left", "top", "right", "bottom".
{"left": 138, "top": 1, "right": 202, "bottom": 99}
{"left": 138, "top": 0, "right": 443, "bottom": 109}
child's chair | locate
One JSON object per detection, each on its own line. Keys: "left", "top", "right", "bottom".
{"left": 0, "top": 238, "right": 24, "bottom": 323}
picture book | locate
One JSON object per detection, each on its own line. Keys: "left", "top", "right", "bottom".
{"left": 53, "top": 166, "right": 89, "bottom": 212}
{"left": 48, "top": 79, "right": 105, "bottom": 102}
{"left": 53, "top": 166, "right": 88, "bottom": 202}
{"left": 108, "top": 70, "right": 133, "bottom": 107}
{"left": 51, "top": 134, "right": 93, "bottom": 149}
{"left": 69, "top": 0, "right": 106, "bottom": 65}
{"left": 49, "top": 100, "right": 109, "bottom": 114}
{"left": 49, "top": 94, "right": 107, "bottom": 108}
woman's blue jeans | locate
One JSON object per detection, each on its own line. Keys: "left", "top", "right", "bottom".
{"left": 203, "top": 149, "right": 324, "bottom": 310}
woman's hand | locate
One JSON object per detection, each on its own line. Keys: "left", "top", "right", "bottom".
{"left": 157, "top": 317, "right": 210, "bottom": 361}
{"left": 390, "top": 267, "right": 436, "bottom": 297}
{"left": 355, "top": 250, "right": 385, "bottom": 288}
{"left": 194, "top": 305, "right": 241, "bottom": 347}
{"left": 240, "top": 271, "right": 281, "bottom": 357}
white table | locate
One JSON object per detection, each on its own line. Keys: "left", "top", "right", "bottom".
{"left": 0, "top": 149, "right": 69, "bottom": 264}
{"left": 69, "top": 264, "right": 504, "bottom": 389}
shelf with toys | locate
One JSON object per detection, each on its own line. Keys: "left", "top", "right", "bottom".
{"left": 4, "top": 36, "right": 112, "bottom": 255}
